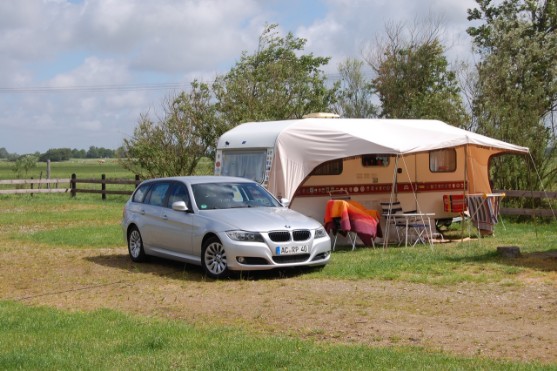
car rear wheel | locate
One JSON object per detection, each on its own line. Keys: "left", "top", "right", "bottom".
{"left": 128, "top": 226, "right": 147, "bottom": 262}
{"left": 202, "top": 237, "right": 229, "bottom": 279}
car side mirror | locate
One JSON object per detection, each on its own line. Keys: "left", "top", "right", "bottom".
{"left": 280, "top": 198, "right": 290, "bottom": 207}
{"left": 172, "top": 201, "right": 189, "bottom": 212}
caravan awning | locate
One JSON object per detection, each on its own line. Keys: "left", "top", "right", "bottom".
{"left": 262, "top": 118, "right": 529, "bottom": 200}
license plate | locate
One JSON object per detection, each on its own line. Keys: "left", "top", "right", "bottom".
{"left": 276, "top": 245, "right": 308, "bottom": 255}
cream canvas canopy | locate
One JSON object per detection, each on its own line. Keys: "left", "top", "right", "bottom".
{"left": 219, "top": 118, "right": 530, "bottom": 201}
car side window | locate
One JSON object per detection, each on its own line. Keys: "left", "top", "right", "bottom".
{"left": 167, "top": 183, "right": 191, "bottom": 209}
{"left": 146, "top": 182, "right": 170, "bottom": 207}
{"left": 132, "top": 183, "right": 151, "bottom": 203}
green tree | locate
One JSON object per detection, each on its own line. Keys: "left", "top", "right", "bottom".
{"left": 86, "top": 146, "right": 100, "bottom": 159}
{"left": 71, "top": 149, "right": 86, "bottom": 158}
{"left": 12, "top": 155, "right": 38, "bottom": 178}
{"left": 333, "top": 58, "right": 377, "bottom": 118}
{"left": 119, "top": 81, "right": 225, "bottom": 178}
{"left": 0, "top": 147, "right": 9, "bottom": 159}
{"left": 39, "top": 148, "right": 71, "bottom": 162}
{"left": 467, "top": 0, "right": 557, "bottom": 190}
{"left": 214, "top": 24, "right": 337, "bottom": 124}
{"left": 86, "top": 146, "right": 115, "bottom": 159}
{"left": 365, "top": 20, "right": 469, "bottom": 126}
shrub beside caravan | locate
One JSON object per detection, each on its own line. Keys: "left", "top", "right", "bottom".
{"left": 214, "top": 117, "right": 529, "bottom": 229}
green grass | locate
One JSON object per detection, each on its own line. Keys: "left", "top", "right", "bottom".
{"left": 2, "top": 160, "right": 555, "bottom": 368}
{"left": 0, "top": 301, "right": 547, "bottom": 370}
{"left": 1, "top": 195, "right": 556, "bottom": 369}
{"left": 319, "top": 221, "right": 557, "bottom": 284}
{"left": 0, "top": 158, "right": 138, "bottom": 200}
{"left": 0, "top": 195, "right": 125, "bottom": 248}
{"left": 0, "top": 157, "right": 215, "bottom": 180}
{"left": 0, "top": 158, "right": 135, "bottom": 180}
{"left": 1, "top": 194, "right": 555, "bottom": 284}
{"left": 0, "top": 157, "right": 214, "bottom": 197}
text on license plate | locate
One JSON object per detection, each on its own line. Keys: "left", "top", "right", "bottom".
{"left": 276, "top": 245, "right": 308, "bottom": 255}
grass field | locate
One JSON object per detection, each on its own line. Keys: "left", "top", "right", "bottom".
{"left": 1, "top": 159, "right": 556, "bottom": 369}
{"left": 0, "top": 300, "right": 535, "bottom": 371}
{"left": 0, "top": 157, "right": 215, "bottom": 180}
{"left": 1, "top": 193, "right": 555, "bottom": 284}
{"left": 0, "top": 158, "right": 135, "bottom": 180}
{"left": 1, "top": 193, "right": 556, "bottom": 369}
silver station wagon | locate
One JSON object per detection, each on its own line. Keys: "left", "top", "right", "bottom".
{"left": 121, "top": 176, "right": 331, "bottom": 278}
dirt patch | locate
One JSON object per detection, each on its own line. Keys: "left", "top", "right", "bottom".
{"left": 1, "top": 245, "right": 556, "bottom": 364}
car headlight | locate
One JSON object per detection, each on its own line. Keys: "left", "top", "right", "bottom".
{"left": 226, "top": 230, "right": 265, "bottom": 242}
{"left": 314, "top": 227, "right": 328, "bottom": 239}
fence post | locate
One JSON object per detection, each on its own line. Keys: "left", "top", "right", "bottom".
{"left": 46, "top": 160, "right": 51, "bottom": 189}
{"left": 71, "top": 173, "right": 76, "bottom": 197}
{"left": 31, "top": 177, "right": 34, "bottom": 197}
{"left": 101, "top": 174, "right": 106, "bottom": 201}
{"left": 135, "top": 174, "right": 140, "bottom": 188}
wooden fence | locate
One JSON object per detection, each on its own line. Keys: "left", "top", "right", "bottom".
{"left": 494, "top": 189, "right": 557, "bottom": 218}
{"left": 0, "top": 178, "right": 70, "bottom": 194}
{"left": 0, "top": 174, "right": 141, "bottom": 199}
{"left": 0, "top": 178, "right": 555, "bottom": 216}
{"left": 69, "top": 173, "right": 141, "bottom": 199}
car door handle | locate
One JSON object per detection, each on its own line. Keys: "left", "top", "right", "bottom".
{"left": 140, "top": 209, "right": 146, "bottom": 215}
{"left": 162, "top": 214, "right": 168, "bottom": 220}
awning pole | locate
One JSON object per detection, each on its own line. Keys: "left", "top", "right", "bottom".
{"left": 383, "top": 155, "right": 400, "bottom": 248}
{"left": 462, "top": 144, "right": 468, "bottom": 241}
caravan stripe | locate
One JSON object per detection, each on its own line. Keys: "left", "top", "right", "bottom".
{"left": 295, "top": 181, "right": 466, "bottom": 197}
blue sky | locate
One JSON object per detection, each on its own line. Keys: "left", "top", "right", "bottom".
{"left": 0, "top": 0, "right": 478, "bottom": 154}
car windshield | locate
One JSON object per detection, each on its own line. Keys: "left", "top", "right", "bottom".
{"left": 191, "top": 182, "right": 282, "bottom": 210}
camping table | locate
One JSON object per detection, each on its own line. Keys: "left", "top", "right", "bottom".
{"left": 386, "top": 212, "right": 435, "bottom": 247}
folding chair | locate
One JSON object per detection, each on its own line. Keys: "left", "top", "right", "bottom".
{"left": 405, "top": 217, "right": 434, "bottom": 247}
{"left": 325, "top": 191, "right": 379, "bottom": 250}
{"left": 329, "top": 217, "right": 358, "bottom": 251}
{"left": 380, "top": 200, "right": 405, "bottom": 245}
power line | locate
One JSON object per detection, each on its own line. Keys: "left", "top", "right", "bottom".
{"left": 0, "top": 72, "right": 358, "bottom": 94}
{"left": 0, "top": 82, "right": 188, "bottom": 94}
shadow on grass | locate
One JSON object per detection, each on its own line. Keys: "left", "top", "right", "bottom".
{"left": 85, "top": 253, "right": 317, "bottom": 282}
{"left": 504, "top": 249, "right": 557, "bottom": 272}
{"left": 445, "top": 248, "right": 557, "bottom": 272}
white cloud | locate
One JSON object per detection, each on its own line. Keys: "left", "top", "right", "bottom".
{"left": 69, "top": 0, "right": 263, "bottom": 73}
{"left": 0, "top": 0, "right": 480, "bottom": 154}
{"left": 49, "top": 57, "right": 130, "bottom": 87}
{"left": 77, "top": 120, "right": 102, "bottom": 131}
{"left": 297, "top": 0, "right": 477, "bottom": 72}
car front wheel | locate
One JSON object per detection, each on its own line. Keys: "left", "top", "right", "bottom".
{"left": 128, "top": 226, "right": 147, "bottom": 262}
{"left": 202, "top": 237, "right": 229, "bottom": 279}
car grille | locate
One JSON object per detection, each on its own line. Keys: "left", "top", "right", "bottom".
{"left": 268, "top": 231, "right": 290, "bottom": 242}
{"left": 273, "top": 254, "right": 310, "bottom": 264}
{"left": 268, "top": 230, "right": 311, "bottom": 242}
{"left": 292, "top": 230, "right": 310, "bottom": 241}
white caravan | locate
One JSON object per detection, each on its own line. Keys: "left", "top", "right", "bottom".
{"left": 214, "top": 117, "right": 529, "bottom": 226}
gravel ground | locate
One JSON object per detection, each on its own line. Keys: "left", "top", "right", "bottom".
{"left": 1, "top": 245, "right": 556, "bottom": 364}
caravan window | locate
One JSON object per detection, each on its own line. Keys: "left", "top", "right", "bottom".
{"left": 221, "top": 150, "right": 266, "bottom": 182}
{"left": 429, "top": 149, "right": 456, "bottom": 172}
{"left": 362, "top": 154, "right": 390, "bottom": 167}
{"left": 311, "top": 159, "right": 343, "bottom": 176}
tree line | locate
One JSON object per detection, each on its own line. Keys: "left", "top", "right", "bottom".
{"left": 0, "top": 146, "right": 117, "bottom": 162}
{"left": 1, "top": 146, "right": 117, "bottom": 178}
{"left": 120, "top": 1, "right": 556, "bottom": 191}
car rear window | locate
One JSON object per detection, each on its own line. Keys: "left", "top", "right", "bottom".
{"left": 147, "top": 183, "right": 170, "bottom": 207}
{"left": 132, "top": 183, "right": 150, "bottom": 203}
